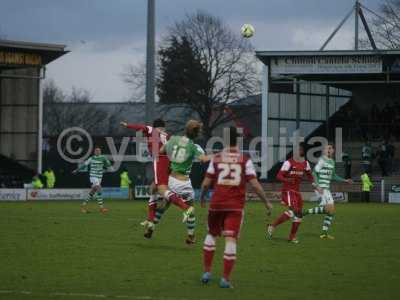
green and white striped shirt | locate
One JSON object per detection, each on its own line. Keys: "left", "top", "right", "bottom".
{"left": 78, "top": 155, "right": 111, "bottom": 179}
{"left": 313, "top": 156, "right": 345, "bottom": 190}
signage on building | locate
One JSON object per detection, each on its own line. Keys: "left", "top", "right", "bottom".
{"left": 271, "top": 55, "right": 382, "bottom": 75}
{"left": 0, "top": 51, "right": 42, "bottom": 66}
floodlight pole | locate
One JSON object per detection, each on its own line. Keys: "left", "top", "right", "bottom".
{"left": 37, "top": 68, "right": 43, "bottom": 174}
{"left": 260, "top": 65, "right": 269, "bottom": 179}
{"left": 145, "top": 0, "right": 156, "bottom": 123}
{"left": 355, "top": 0, "right": 360, "bottom": 50}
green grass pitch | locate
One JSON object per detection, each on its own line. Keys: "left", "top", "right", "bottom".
{"left": 0, "top": 200, "right": 399, "bottom": 300}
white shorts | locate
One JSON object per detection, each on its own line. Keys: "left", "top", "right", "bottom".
{"left": 90, "top": 177, "right": 102, "bottom": 187}
{"left": 316, "top": 189, "right": 334, "bottom": 206}
{"left": 168, "top": 176, "right": 195, "bottom": 202}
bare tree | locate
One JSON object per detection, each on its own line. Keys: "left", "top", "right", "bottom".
{"left": 123, "top": 11, "right": 260, "bottom": 138}
{"left": 121, "top": 62, "right": 147, "bottom": 102}
{"left": 364, "top": 0, "right": 400, "bottom": 49}
{"left": 43, "top": 80, "right": 119, "bottom": 136}
{"left": 160, "top": 11, "right": 260, "bottom": 138}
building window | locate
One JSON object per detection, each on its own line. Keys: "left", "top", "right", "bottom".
{"left": 280, "top": 93, "right": 297, "bottom": 119}
{"left": 268, "top": 93, "right": 279, "bottom": 118}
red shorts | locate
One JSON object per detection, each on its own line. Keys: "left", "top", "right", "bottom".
{"left": 207, "top": 210, "right": 244, "bottom": 238}
{"left": 281, "top": 191, "right": 303, "bottom": 212}
{"left": 153, "top": 156, "right": 169, "bottom": 186}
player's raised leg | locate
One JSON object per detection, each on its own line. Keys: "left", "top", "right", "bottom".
{"left": 267, "top": 190, "right": 295, "bottom": 239}
{"left": 185, "top": 203, "right": 196, "bottom": 244}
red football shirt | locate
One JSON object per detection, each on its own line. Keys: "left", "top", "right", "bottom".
{"left": 206, "top": 149, "right": 257, "bottom": 211}
{"left": 276, "top": 158, "right": 314, "bottom": 192}
{"left": 126, "top": 124, "right": 169, "bottom": 158}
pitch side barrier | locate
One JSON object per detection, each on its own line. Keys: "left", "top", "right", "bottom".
{"left": 0, "top": 188, "right": 130, "bottom": 201}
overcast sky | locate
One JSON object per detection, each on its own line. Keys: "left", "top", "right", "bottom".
{"left": 0, "top": 0, "right": 381, "bottom": 102}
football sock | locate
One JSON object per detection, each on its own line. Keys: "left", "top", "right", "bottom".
{"left": 164, "top": 191, "right": 190, "bottom": 210}
{"left": 223, "top": 240, "right": 237, "bottom": 280}
{"left": 272, "top": 210, "right": 293, "bottom": 227}
{"left": 322, "top": 214, "right": 334, "bottom": 233}
{"left": 305, "top": 206, "right": 325, "bottom": 215}
{"left": 83, "top": 192, "right": 94, "bottom": 205}
{"left": 203, "top": 234, "right": 216, "bottom": 273}
{"left": 154, "top": 203, "right": 169, "bottom": 225}
{"left": 186, "top": 212, "right": 196, "bottom": 236}
{"left": 95, "top": 192, "right": 104, "bottom": 208}
{"left": 289, "top": 217, "right": 301, "bottom": 240}
{"left": 147, "top": 195, "right": 158, "bottom": 221}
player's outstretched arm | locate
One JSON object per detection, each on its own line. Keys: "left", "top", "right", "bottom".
{"left": 200, "top": 177, "right": 212, "bottom": 208}
{"left": 72, "top": 158, "right": 91, "bottom": 174}
{"left": 249, "top": 178, "right": 273, "bottom": 214}
{"left": 198, "top": 154, "right": 212, "bottom": 163}
{"left": 120, "top": 122, "right": 149, "bottom": 133}
{"left": 332, "top": 171, "right": 353, "bottom": 184}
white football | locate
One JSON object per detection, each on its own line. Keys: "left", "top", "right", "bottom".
{"left": 241, "top": 24, "right": 255, "bottom": 38}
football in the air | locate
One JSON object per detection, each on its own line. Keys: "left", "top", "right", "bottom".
{"left": 241, "top": 24, "right": 255, "bottom": 38}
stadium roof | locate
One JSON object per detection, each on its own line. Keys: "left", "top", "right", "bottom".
{"left": 256, "top": 49, "right": 400, "bottom": 85}
{"left": 0, "top": 39, "right": 68, "bottom": 66}
{"left": 256, "top": 49, "right": 400, "bottom": 57}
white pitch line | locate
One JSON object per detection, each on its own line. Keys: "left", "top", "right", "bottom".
{"left": 0, "top": 290, "right": 192, "bottom": 300}
{"left": 51, "top": 292, "right": 107, "bottom": 298}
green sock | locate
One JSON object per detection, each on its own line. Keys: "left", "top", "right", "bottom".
{"left": 83, "top": 192, "right": 94, "bottom": 206}
{"left": 305, "top": 206, "right": 325, "bottom": 215}
{"left": 95, "top": 192, "right": 104, "bottom": 208}
{"left": 322, "top": 214, "right": 334, "bottom": 233}
{"left": 186, "top": 214, "right": 196, "bottom": 236}
{"left": 154, "top": 203, "right": 169, "bottom": 224}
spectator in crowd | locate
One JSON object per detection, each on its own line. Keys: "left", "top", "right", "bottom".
{"left": 361, "top": 171, "right": 373, "bottom": 203}
{"left": 342, "top": 152, "right": 352, "bottom": 179}
{"left": 120, "top": 168, "right": 132, "bottom": 188}
{"left": 361, "top": 141, "right": 373, "bottom": 173}
{"left": 136, "top": 174, "right": 143, "bottom": 185}
{"left": 32, "top": 175, "right": 43, "bottom": 189}
{"left": 121, "top": 168, "right": 133, "bottom": 200}
{"left": 43, "top": 167, "right": 56, "bottom": 188}
{"left": 378, "top": 140, "right": 391, "bottom": 177}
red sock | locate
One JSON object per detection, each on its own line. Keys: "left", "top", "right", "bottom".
{"left": 166, "top": 191, "right": 190, "bottom": 210}
{"left": 289, "top": 221, "right": 301, "bottom": 240}
{"left": 272, "top": 211, "right": 292, "bottom": 227}
{"left": 203, "top": 235, "right": 216, "bottom": 273}
{"left": 223, "top": 254, "right": 236, "bottom": 280}
{"left": 203, "top": 248, "right": 215, "bottom": 273}
{"left": 147, "top": 203, "right": 157, "bottom": 221}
